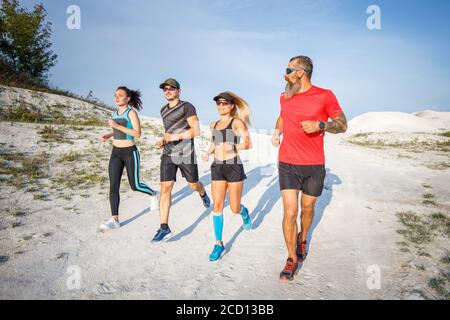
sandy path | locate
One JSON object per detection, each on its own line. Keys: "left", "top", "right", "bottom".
{"left": 3, "top": 128, "right": 447, "bottom": 300}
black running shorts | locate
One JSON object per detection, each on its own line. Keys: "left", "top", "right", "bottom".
{"left": 160, "top": 155, "right": 199, "bottom": 183}
{"left": 211, "top": 159, "right": 247, "bottom": 183}
{"left": 278, "top": 162, "right": 326, "bottom": 197}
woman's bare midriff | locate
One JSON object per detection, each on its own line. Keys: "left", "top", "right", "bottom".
{"left": 214, "top": 143, "right": 238, "bottom": 162}
{"left": 112, "top": 139, "right": 135, "bottom": 148}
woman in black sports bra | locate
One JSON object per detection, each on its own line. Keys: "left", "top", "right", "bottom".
{"left": 202, "top": 91, "right": 253, "bottom": 261}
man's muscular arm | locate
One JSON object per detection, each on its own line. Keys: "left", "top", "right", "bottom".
{"left": 300, "top": 112, "right": 348, "bottom": 134}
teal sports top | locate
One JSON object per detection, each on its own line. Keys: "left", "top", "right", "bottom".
{"left": 112, "top": 107, "right": 134, "bottom": 140}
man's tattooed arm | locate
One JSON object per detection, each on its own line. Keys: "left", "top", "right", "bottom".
{"left": 324, "top": 112, "right": 348, "bottom": 134}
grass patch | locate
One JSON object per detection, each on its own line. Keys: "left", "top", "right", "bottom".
{"left": 441, "top": 255, "right": 450, "bottom": 265}
{"left": 38, "top": 125, "right": 71, "bottom": 144}
{"left": 53, "top": 169, "right": 107, "bottom": 190}
{"left": 0, "top": 256, "right": 9, "bottom": 264}
{"left": 422, "top": 200, "right": 437, "bottom": 206}
{"left": 33, "top": 193, "right": 47, "bottom": 201}
{"left": 397, "top": 211, "right": 450, "bottom": 246}
{"left": 397, "top": 212, "right": 433, "bottom": 245}
{"left": 415, "top": 264, "right": 426, "bottom": 271}
{"left": 11, "top": 221, "right": 23, "bottom": 228}
{"left": 347, "top": 135, "right": 450, "bottom": 153}
{"left": 10, "top": 209, "right": 27, "bottom": 217}
{"left": 0, "top": 104, "right": 44, "bottom": 123}
{"left": 426, "top": 162, "right": 450, "bottom": 171}
{"left": 439, "top": 131, "right": 450, "bottom": 138}
{"left": 0, "top": 151, "right": 49, "bottom": 187}
{"left": 57, "top": 151, "right": 83, "bottom": 163}
{"left": 428, "top": 275, "right": 449, "bottom": 300}
{"left": 423, "top": 193, "right": 435, "bottom": 199}
{"left": 418, "top": 251, "right": 432, "bottom": 258}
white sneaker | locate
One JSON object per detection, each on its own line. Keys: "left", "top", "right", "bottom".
{"left": 150, "top": 192, "right": 159, "bottom": 211}
{"left": 99, "top": 218, "right": 120, "bottom": 230}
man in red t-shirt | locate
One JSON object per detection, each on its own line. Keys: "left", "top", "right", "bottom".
{"left": 272, "top": 56, "right": 348, "bottom": 281}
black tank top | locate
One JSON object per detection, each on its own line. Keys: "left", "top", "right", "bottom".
{"left": 212, "top": 118, "right": 240, "bottom": 148}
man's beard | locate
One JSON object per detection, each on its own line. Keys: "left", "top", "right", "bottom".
{"left": 285, "top": 81, "right": 301, "bottom": 100}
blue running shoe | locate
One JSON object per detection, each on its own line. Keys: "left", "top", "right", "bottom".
{"left": 209, "top": 243, "right": 225, "bottom": 261}
{"left": 201, "top": 192, "right": 211, "bottom": 208}
{"left": 151, "top": 227, "right": 172, "bottom": 243}
{"left": 241, "top": 206, "right": 252, "bottom": 230}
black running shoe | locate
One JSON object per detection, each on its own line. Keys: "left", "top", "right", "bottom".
{"left": 200, "top": 192, "right": 211, "bottom": 208}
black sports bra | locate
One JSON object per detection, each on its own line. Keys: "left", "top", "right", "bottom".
{"left": 212, "top": 118, "right": 240, "bottom": 147}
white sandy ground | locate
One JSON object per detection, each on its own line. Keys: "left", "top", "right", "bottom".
{"left": 0, "top": 86, "right": 449, "bottom": 299}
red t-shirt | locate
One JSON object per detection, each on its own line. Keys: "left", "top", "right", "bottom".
{"left": 278, "top": 86, "right": 343, "bottom": 165}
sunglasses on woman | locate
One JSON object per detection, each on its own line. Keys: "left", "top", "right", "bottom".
{"left": 215, "top": 100, "right": 232, "bottom": 106}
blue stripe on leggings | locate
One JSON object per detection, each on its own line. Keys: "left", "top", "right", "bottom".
{"left": 132, "top": 150, "right": 155, "bottom": 195}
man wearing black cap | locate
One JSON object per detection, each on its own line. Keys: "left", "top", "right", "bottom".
{"left": 151, "top": 78, "right": 211, "bottom": 243}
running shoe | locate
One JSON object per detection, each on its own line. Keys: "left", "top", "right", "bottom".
{"left": 296, "top": 232, "right": 308, "bottom": 262}
{"left": 209, "top": 243, "right": 225, "bottom": 261}
{"left": 99, "top": 218, "right": 120, "bottom": 230}
{"left": 201, "top": 192, "right": 211, "bottom": 208}
{"left": 279, "top": 258, "right": 299, "bottom": 281}
{"left": 151, "top": 227, "right": 172, "bottom": 243}
{"left": 240, "top": 205, "right": 252, "bottom": 230}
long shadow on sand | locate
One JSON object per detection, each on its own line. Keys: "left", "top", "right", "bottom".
{"left": 119, "top": 172, "right": 212, "bottom": 228}
{"left": 168, "top": 163, "right": 276, "bottom": 243}
{"left": 224, "top": 173, "right": 281, "bottom": 253}
{"left": 296, "top": 168, "right": 342, "bottom": 270}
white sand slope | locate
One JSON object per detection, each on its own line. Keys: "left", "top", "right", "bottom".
{"left": 346, "top": 110, "right": 450, "bottom": 135}
{"left": 0, "top": 87, "right": 449, "bottom": 299}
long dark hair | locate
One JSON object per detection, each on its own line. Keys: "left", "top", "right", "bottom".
{"left": 116, "top": 86, "right": 143, "bottom": 111}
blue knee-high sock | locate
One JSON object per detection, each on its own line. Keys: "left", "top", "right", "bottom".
{"left": 213, "top": 212, "right": 224, "bottom": 242}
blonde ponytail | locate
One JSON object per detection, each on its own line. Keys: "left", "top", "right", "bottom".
{"left": 226, "top": 91, "right": 251, "bottom": 126}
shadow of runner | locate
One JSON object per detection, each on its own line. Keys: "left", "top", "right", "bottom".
{"left": 224, "top": 174, "right": 281, "bottom": 253}
{"left": 168, "top": 164, "right": 275, "bottom": 242}
{"left": 120, "top": 208, "right": 150, "bottom": 227}
{"left": 171, "top": 173, "right": 212, "bottom": 206}
{"left": 306, "top": 168, "right": 342, "bottom": 242}
{"left": 296, "top": 168, "right": 342, "bottom": 269}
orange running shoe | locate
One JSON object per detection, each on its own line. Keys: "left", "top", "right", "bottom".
{"left": 279, "top": 258, "right": 299, "bottom": 281}
{"left": 296, "top": 233, "right": 308, "bottom": 262}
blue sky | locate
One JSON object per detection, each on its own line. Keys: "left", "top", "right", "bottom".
{"left": 19, "top": 0, "right": 450, "bottom": 129}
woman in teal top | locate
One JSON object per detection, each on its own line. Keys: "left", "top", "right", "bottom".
{"left": 99, "top": 86, "right": 158, "bottom": 230}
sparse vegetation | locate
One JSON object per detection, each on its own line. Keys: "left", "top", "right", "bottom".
{"left": 396, "top": 212, "right": 433, "bottom": 244}
{"left": 347, "top": 133, "right": 450, "bottom": 153}
{"left": 428, "top": 274, "right": 449, "bottom": 300}
{"left": 57, "top": 151, "right": 83, "bottom": 163}
{"left": 53, "top": 169, "right": 107, "bottom": 190}
{"left": 397, "top": 211, "right": 450, "bottom": 300}
{"left": 422, "top": 193, "right": 437, "bottom": 206}
{"left": 0, "top": 150, "right": 49, "bottom": 187}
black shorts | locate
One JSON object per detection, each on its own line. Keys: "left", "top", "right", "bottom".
{"left": 278, "top": 162, "right": 326, "bottom": 197}
{"left": 160, "top": 155, "right": 199, "bottom": 183}
{"left": 211, "top": 158, "right": 247, "bottom": 182}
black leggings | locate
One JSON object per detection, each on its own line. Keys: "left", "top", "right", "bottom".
{"left": 109, "top": 145, "right": 156, "bottom": 215}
